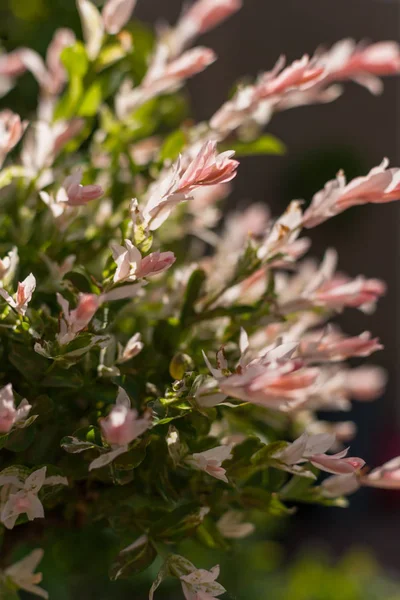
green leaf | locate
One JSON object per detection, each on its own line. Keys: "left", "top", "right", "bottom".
{"left": 0, "top": 465, "right": 30, "bottom": 481}
{"left": 281, "top": 476, "right": 348, "bottom": 507}
{"left": 5, "top": 425, "right": 36, "bottom": 452}
{"left": 149, "top": 560, "right": 171, "bottom": 600}
{"left": 150, "top": 503, "right": 205, "bottom": 541}
{"left": 268, "top": 493, "right": 295, "bottom": 516}
{"left": 61, "top": 426, "right": 103, "bottom": 453}
{"left": 109, "top": 539, "right": 157, "bottom": 580}
{"left": 0, "top": 433, "right": 8, "bottom": 449}
{"left": 239, "top": 487, "right": 294, "bottom": 515}
{"left": 97, "top": 42, "right": 127, "bottom": 69}
{"left": 251, "top": 441, "right": 288, "bottom": 468}
{"left": 9, "top": 342, "right": 48, "bottom": 383}
{"left": 228, "top": 134, "right": 286, "bottom": 156}
{"left": 196, "top": 517, "right": 230, "bottom": 550}
{"left": 77, "top": 82, "right": 103, "bottom": 116}
{"left": 61, "top": 42, "right": 89, "bottom": 78}
{"left": 0, "top": 166, "right": 27, "bottom": 190}
{"left": 225, "top": 436, "right": 263, "bottom": 480}
{"left": 239, "top": 486, "right": 273, "bottom": 511}
{"left": 54, "top": 74, "right": 83, "bottom": 120}
{"left": 152, "top": 319, "right": 180, "bottom": 356}
{"left": 159, "top": 130, "right": 186, "bottom": 163}
{"left": 231, "top": 240, "right": 262, "bottom": 285}
{"left": 0, "top": 578, "right": 19, "bottom": 600}
{"left": 180, "top": 269, "right": 206, "bottom": 326}
{"left": 114, "top": 440, "right": 149, "bottom": 471}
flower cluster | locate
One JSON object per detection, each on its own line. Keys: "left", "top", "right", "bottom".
{"left": 0, "top": 0, "right": 400, "bottom": 598}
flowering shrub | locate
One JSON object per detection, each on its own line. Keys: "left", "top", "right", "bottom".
{"left": 1, "top": 0, "right": 400, "bottom": 597}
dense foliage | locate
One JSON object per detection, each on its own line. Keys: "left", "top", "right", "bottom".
{"left": 1, "top": 1, "right": 400, "bottom": 597}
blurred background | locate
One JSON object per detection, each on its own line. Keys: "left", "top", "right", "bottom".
{"left": 1, "top": 0, "right": 400, "bottom": 598}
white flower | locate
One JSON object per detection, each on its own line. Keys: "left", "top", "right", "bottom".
{"left": 0, "top": 467, "right": 68, "bottom": 529}
{"left": 0, "top": 247, "right": 18, "bottom": 286}
{"left": 89, "top": 388, "right": 152, "bottom": 470}
{"left": 180, "top": 564, "right": 226, "bottom": 600}
{"left": 186, "top": 445, "right": 233, "bottom": 483}
{"left": 216, "top": 510, "right": 255, "bottom": 539}
{"left": 0, "top": 273, "right": 36, "bottom": 316}
{"left": 321, "top": 473, "right": 360, "bottom": 498}
{"left": 111, "top": 239, "right": 175, "bottom": 283}
{"left": 0, "top": 383, "right": 32, "bottom": 433}
{"left": 5, "top": 548, "right": 48, "bottom": 599}
{"left": 117, "top": 333, "right": 144, "bottom": 363}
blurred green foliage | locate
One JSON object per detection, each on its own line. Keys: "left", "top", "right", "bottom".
{"left": 10, "top": 525, "right": 400, "bottom": 600}
{"left": 0, "top": 0, "right": 80, "bottom": 115}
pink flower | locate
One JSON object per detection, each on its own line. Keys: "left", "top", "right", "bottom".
{"left": 21, "top": 120, "right": 83, "bottom": 176}
{"left": 56, "top": 170, "right": 104, "bottom": 206}
{"left": 116, "top": 46, "right": 216, "bottom": 117}
{"left": 100, "top": 389, "right": 151, "bottom": 446}
{"left": 219, "top": 360, "right": 319, "bottom": 411}
{"left": 316, "top": 39, "right": 400, "bottom": 94}
{"left": 258, "top": 200, "right": 304, "bottom": 261}
{"left": 117, "top": 333, "right": 144, "bottom": 363}
{"left": 142, "top": 141, "right": 238, "bottom": 230}
{"left": 346, "top": 365, "right": 387, "bottom": 401}
{"left": 53, "top": 119, "right": 85, "bottom": 155}
{"left": 0, "top": 110, "right": 28, "bottom": 166}
{"left": 299, "top": 330, "right": 383, "bottom": 362}
{"left": 89, "top": 388, "right": 152, "bottom": 470}
{"left": 45, "top": 28, "right": 77, "bottom": 94}
{"left": 275, "top": 432, "right": 336, "bottom": 466}
{"left": 187, "top": 445, "right": 233, "bottom": 483}
{"left": 295, "top": 251, "right": 387, "bottom": 313}
{"left": 0, "top": 50, "right": 27, "bottom": 77}
{"left": 102, "top": 0, "right": 136, "bottom": 34}
{"left": 182, "top": 0, "right": 241, "bottom": 36}
{"left": 257, "top": 55, "right": 324, "bottom": 98}
{"left": 303, "top": 159, "right": 400, "bottom": 228}
{"left": 361, "top": 457, "right": 400, "bottom": 490}
{"left": 0, "top": 247, "right": 18, "bottom": 285}
{"left": 172, "top": 0, "right": 242, "bottom": 54}
{"left": 111, "top": 239, "right": 175, "bottom": 283}
{"left": 0, "top": 273, "right": 36, "bottom": 316}
{"left": 77, "top": 0, "right": 104, "bottom": 61}
{"left": 313, "top": 277, "right": 386, "bottom": 312}
{"left": 5, "top": 548, "right": 48, "bottom": 600}
{"left": 279, "top": 250, "right": 386, "bottom": 315}
{"left": 139, "top": 251, "right": 176, "bottom": 278}
{"left": 210, "top": 55, "right": 324, "bottom": 133}
{"left": 275, "top": 432, "right": 365, "bottom": 476}
{"left": 179, "top": 141, "right": 239, "bottom": 192}
{"left": 216, "top": 511, "right": 254, "bottom": 539}
{"left": 163, "top": 46, "right": 216, "bottom": 83}
{"left": 310, "top": 449, "right": 365, "bottom": 475}
{"left": 15, "top": 30, "right": 75, "bottom": 97}
{"left": 0, "top": 468, "right": 46, "bottom": 530}
{"left": 321, "top": 473, "right": 360, "bottom": 498}
{"left": 57, "top": 293, "right": 101, "bottom": 345}
{"left": 0, "top": 29, "right": 74, "bottom": 98}
{"left": 0, "top": 467, "right": 67, "bottom": 530}
{"left": 0, "top": 384, "right": 31, "bottom": 434}
{"left": 210, "top": 40, "right": 400, "bottom": 134}
{"left": 180, "top": 564, "right": 226, "bottom": 600}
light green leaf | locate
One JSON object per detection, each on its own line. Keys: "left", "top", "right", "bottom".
{"left": 159, "top": 130, "right": 186, "bottom": 163}
{"left": 78, "top": 82, "right": 102, "bottom": 117}
{"left": 61, "top": 42, "right": 89, "bottom": 79}
{"left": 229, "top": 134, "right": 286, "bottom": 156}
